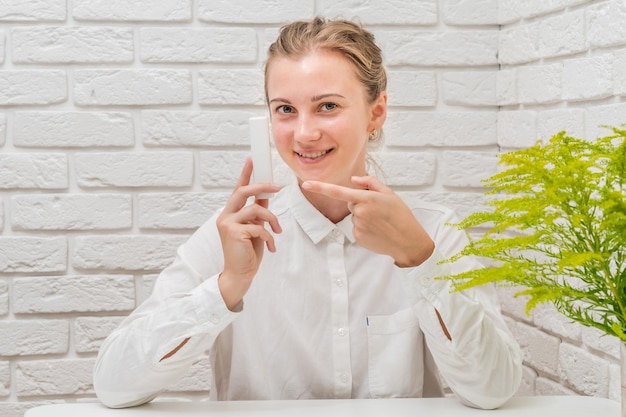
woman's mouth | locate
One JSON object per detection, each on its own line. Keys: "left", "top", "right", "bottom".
{"left": 295, "top": 149, "right": 333, "bottom": 159}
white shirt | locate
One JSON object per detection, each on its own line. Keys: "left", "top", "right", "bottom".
{"left": 93, "top": 184, "right": 522, "bottom": 409}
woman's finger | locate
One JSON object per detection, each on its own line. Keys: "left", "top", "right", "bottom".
{"left": 224, "top": 160, "right": 281, "bottom": 213}
{"left": 239, "top": 222, "right": 278, "bottom": 253}
{"left": 350, "top": 175, "right": 391, "bottom": 194}
{"left": 233, "top": 203, "right": 282, "bottom": 234}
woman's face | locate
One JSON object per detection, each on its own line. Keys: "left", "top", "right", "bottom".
{"left": 265, "top": 48, "right": 386, "bottom": 188}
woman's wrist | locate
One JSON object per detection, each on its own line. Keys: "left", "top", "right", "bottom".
{"left": 217, "top": 272, "right": 249, "bottom": 311}
{"left": 394, "top": 240, "right": 435, "bottom": 268}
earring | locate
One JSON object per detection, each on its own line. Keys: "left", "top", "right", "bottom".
{"left": 368, "top": 130, "right": 377, "bottom": 141}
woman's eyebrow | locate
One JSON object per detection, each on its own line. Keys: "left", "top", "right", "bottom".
{"left": 311, "top": 93, "right": 345, "bottom": 102}
{"left": 268, "top": 93, "right": 345, "bottom": 104}
{"left": 269, "top": 97, "right": 291, "bottom": 104}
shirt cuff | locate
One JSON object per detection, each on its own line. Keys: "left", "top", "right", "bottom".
{"left": 401, "top": 247, "right": 452, "bottom": 308}
{"left": 191, "top": 274, "right": 240, "bottom": 332}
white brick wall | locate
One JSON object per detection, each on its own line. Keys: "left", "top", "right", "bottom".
{"left": 1, "top": 0, "right": 625, "bottom": 415}
{"left": 0, "top": 71, "right": 67, "bottom": 105}
{"left": 73, "top": 0, "right": 192, "bottom": 22}
{"left": 12, "top": 27, "right": 134, "bottom": 64}
{"left": 14, "top": 112, "right": 134, "bottom": 148}
{"left": 73, "top": 70, "right": 193, "bottom": 106}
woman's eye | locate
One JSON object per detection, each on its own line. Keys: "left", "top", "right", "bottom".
{"left": 276, "top": 105, "right": 294, "bottom": 114}
{"left": 320, "top": 103, "right": 337, "bottom": 111}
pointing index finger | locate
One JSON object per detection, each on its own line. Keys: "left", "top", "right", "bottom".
{"left": 301, "top": 180, "right": 367, "bottom": 203}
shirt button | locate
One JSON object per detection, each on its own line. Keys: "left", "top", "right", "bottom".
{"left": 209, "top": 314, "right": 220, "bottom": 324}
{"left": 335, "top": 279, "right": 344, "bottom": 287}
{"left": 332, "top": 228, "right": 341, "bottom": 237}
{"left": 337, "top": 327, "right": 347, "bottom": 336}
{"left": 340, "top": 373, "right": 349, "bottom": 383}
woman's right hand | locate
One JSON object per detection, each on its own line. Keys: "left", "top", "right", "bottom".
{"left": 216, "top": 158, "right": 282, "bottom": 310}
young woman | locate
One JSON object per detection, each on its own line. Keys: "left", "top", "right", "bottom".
{"left": 93, "top": 17, "right": 522, "bottom": 410}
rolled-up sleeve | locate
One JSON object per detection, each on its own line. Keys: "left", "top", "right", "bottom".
{"left": 401, "top": 208, "right": 523, "bottom": 409}
{"left": 93, "top": 217, "right": 238, "bottom": 408}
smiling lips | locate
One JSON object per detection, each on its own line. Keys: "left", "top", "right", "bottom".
{"left": 295, "top": 148, "right": 334, "bottom": 159}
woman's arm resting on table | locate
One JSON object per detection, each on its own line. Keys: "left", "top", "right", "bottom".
{"left": 93, "top": 232, "right": 239, "bottom": 408}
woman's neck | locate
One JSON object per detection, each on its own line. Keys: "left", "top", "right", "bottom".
{"left": 301, "top": 186, "right": 351, "bottom": 224}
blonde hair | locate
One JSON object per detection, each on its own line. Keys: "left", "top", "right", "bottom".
{"left": 264, "top": 17, "right": 387, "bottom": 106}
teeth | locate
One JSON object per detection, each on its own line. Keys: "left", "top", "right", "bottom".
{"left": 297, "top": 149, "right": 331, "bottom": 159}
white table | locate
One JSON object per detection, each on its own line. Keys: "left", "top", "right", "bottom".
{"left": 25, "top": 396, "right": 619, "bottom": 417}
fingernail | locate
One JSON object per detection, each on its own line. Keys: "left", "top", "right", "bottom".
{"left": 301, "top": 181, "right": 312, "bottom": 190}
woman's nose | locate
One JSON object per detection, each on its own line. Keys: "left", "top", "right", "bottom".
{"left": 294, "top": 115, "right": 321, "bottom": 142}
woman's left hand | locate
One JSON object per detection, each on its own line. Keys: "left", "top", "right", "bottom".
{"left": 302, "top": 176, "right": 434, "bottom": 268}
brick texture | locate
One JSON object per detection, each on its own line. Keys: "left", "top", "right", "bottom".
{"left": 12, "top": 27, "right": 133, "bottom": 64}
{"left": 0, "top": 0, "right": 66, "bottom": 21}
{"left": 14, "top": 111, "right": 134, "bottom": 148}
{"left": 73, "top": 0, "right": 191, "bottom": 21}
{"left": 11, "top": 194, "right": 132, "bottom": 230}
{"left": 73, "top": 70, "right": 192, "bottom": 106}
{"left": 75, "top": 152, "right": 193, "bottom": 188}
{"left": 0, "top": 280, "right": 8, "bottom": 316}
{"left": 140, "top": 28, "right": 257, "bottom": 63}
{"left": 0, "top": 321, "right": 68, "bottom": 356}
{"left": 0, "top": 71, "right": 67, "bottom": 105}
{"left": 13, "top": 276, "right": 135, "bottom": 313}
{"left": 0, "top": 113, "right": 6, "bottom": 146}
{"left": 0, "top": 32, "right": 5, "bottom": 65}
{"left": 0, "top": 0, "right": 623, "bottom": 411}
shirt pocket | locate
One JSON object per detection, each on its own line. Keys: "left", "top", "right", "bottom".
{"left": 366, "top": 307, "right": 424, "bottom": 398}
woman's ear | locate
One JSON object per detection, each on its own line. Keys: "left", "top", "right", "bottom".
{"left": 368, "top": 91, "right": 387, "bottom": 131}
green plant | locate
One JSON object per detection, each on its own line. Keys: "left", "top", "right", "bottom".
{"left": 440, "top": 126, "right": 626, "bottom": 340}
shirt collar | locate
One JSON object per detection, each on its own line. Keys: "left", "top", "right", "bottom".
{"left": 287, "top": 184, "right": 356, "bottom": 245}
